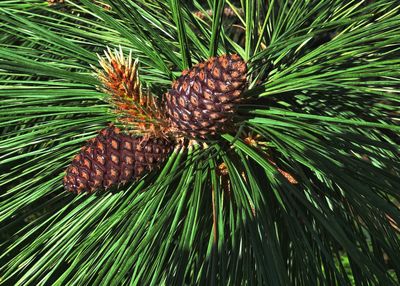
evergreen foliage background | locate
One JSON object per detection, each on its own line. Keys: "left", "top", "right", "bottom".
{"left": 0, "top": 0, "right": 399, "bottom": 285}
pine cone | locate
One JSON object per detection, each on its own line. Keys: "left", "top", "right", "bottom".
{"left": 64, "top": 125, "right": 172, "bottom": 193}
{"left": 164, "top": 54, "right": 247, "bottom": 138}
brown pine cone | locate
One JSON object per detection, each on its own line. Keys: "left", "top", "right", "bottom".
{"left": 164, "top": 54, "right": 247, "bottom": 138}
{"left": 63, "top": 125, "right": 172, "bottom": 193}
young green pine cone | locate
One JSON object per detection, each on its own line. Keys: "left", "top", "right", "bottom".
{"left": 64, "top": 125, "right": 172, "bottom": 194}
{"left": 164, "top": 54, "right": 247, "bottom": 138}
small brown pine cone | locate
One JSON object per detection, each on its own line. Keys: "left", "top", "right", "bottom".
{"left": 63, "top": 125, "right": 172, "bottom": 194}
{"left": 164, "top": 54, "right": 247, "bottom": 138}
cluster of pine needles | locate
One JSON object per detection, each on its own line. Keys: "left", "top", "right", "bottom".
{"left": 0, "top": 0, "right": 399, "bottom": 285}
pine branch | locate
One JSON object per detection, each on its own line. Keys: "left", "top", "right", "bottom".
{"left": 0, "top": 0, "right": 399, "bottom": 285}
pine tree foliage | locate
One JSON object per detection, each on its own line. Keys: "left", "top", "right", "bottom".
{"left": 0, "top": 0, "right": 399, "bottom": 285}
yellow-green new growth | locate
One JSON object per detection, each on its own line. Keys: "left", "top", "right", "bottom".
{"left": 94, "top": 47, "right": 168, "bottom": 138}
